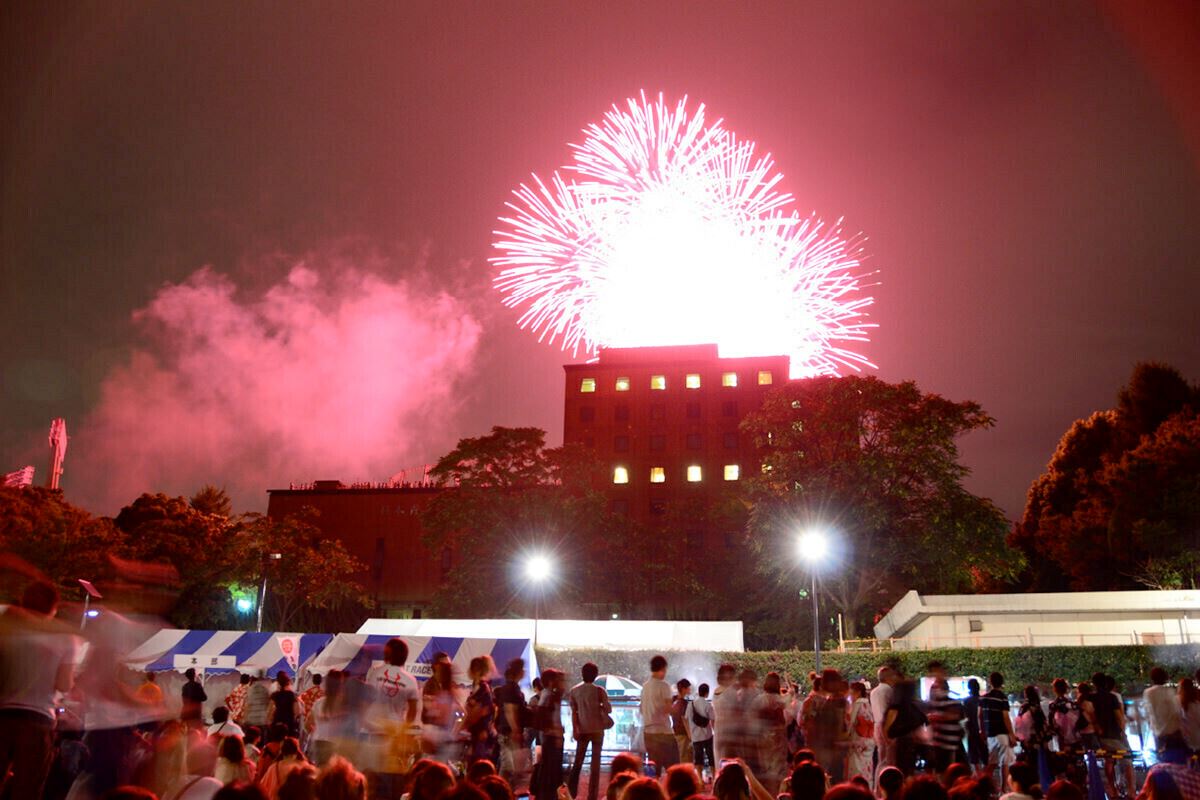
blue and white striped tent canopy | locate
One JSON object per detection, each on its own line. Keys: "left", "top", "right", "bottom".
{"left": 301, "top": 633, "right": 536, "bottom": 686}
{"left": 124, "top": 630, "right": 333, "bottom": 678}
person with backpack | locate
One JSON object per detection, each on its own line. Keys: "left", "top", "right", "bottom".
{"left": 689, "top": 683, "right": 716, "bottom": 782}
{"left": 1048, "top": 678, "right": 1082, "bottom": 752}
{"left": 672, "top": 679, "right": 694, "bottom": 764}
{"left": 567, "top": 662, "right": 612, "bottom": 800}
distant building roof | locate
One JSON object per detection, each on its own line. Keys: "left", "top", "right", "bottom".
{"left": 874, "top": 589, "right": 1200, "bottom": 640}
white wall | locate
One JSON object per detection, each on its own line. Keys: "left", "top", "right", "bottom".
{"left": 891, "top": 610, "right": 1200, "bottom": 649}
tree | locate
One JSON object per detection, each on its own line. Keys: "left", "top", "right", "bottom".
{"left": 1012, "top": 363, "right": 1199, "bottom": 591}
{"left": 740, "top": 376, "right": 1018, "bottom": 638}
{"left": 114, "top": 492, "right": 240, "bottom": 628}
{"left": 422, "top": 427, "right": 690, "bottom": 618}
{"left": 0, "top": 486, "right": 127, "bottom": 602}
{"left": 231, "top": 512, "right": 369, "bottom": 632}
{"left": 190, "top": 484, "right": 232, "bottom": 518}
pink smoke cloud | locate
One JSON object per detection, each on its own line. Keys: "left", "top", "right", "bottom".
{"left": 71, "top": 253, "right": 482, "bottom": 514}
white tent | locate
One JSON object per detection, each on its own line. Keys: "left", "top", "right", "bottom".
{"left": 355, "top": 618, "right": 744, "bottom": 651}
{"left": 301, "top": 632, "right": 537, "bottom": 684}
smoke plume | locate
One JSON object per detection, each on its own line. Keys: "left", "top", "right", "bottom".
{"left": 72, "top": 251, "right": 482, "bottom": 514}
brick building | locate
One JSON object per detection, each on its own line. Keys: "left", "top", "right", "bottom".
{"left": 267, "top": 343, "right": 789, "bottom": 616}
{"left": 562, "top": 344, "right": 789, "bottom": 535}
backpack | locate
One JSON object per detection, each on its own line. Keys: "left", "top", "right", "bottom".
{"left": 1050, "top": 698, "right": 1081, "bottom": 746}
{"left": 691, "top": 699, "right": 710, "bottom": 728}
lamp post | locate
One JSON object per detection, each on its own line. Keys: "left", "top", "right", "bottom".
{"left": 78, "top": 578, "right": 102, "bottom": 630}
{"left": 256, "top": 552, "right": 282, "bottom": 633}
{"left": 524, "top": 554, "right": 552, "bottom": 650}
{"left": 796, "top": 529, "right": 829, "bottom": 671}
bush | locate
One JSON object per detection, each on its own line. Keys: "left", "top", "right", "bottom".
{"left": 534, "top": 643, "right": 1200, "bottom": 692}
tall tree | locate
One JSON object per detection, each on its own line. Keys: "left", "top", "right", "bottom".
{"left": 1012, "top": 363, "right": 1199, "bottom": 590}
{"left": 741, "top": 376, "right": 1017, "bottom": 637}
{"left": 190, "top": 484, "right": 233, "bottom": 518}
{"left": 114, "top": 492, "right": 240, "bottom": 627}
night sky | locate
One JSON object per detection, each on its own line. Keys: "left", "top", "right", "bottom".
{"left": 3, "top": 1, "right": 1199, "bottom": 517}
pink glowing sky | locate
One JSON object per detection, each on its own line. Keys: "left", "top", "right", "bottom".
{"left": 2, "top": 1, "right": 1199, "bottom": 516}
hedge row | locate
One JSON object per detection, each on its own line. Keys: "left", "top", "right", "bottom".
{"left": 534, "top": 644, "right": 1200, "bottom": 692}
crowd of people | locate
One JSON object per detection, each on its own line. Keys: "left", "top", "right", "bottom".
{"left": 4, "top": 581, "right": 1200, "bottom": 800}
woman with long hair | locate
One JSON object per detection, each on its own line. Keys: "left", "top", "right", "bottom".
{"left": 259, "top": 737, "right": 308, "bottom": 799}
{"left": 1015, "top": 685, "right": 1051, "bottom": 791}
{"left": 216, "top": 734, "right": 256, "bottom": 784}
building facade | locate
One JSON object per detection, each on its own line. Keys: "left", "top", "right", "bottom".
{"left": 562, "top": 344, "right": 789, "bottom": 538}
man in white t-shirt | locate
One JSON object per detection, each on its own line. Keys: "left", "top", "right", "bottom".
{"left": 870, "top": 666, "right": 897, "bottom": 769}
{"left": 641, "top": 654, "right": 677, "bottom": 776}
{"left": 0, "top": 582, "right": 77, "bottom": 800}
{"left": 365, "top": 637, "right": 419, "bottom": 797}
{"left": 1144, "top": 666, "right": 1185, "bottom": 755}
{"left": 206, "top": 705, "right": 246, "bottom": 739}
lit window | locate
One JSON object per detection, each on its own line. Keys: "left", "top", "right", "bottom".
{"left": 722, "top": 372, "right": 738, "bottom": 387}
{"left": 757, "top": 370, "right": 773, "bottom": 385}
{"left": 687, "top": 465, "right": 703, "bottom": 482}
{"left": 724, "top": 464, "right": 740, "bottom": 481}
{"left": 650, "top": 467, "right": 665, "bottom": 483}
{"left": 650, "top": 375, "right": 666, "bottom": 390}
{"left": 615, "top": 376, "right": 630, "bottom": 392}
{"left": 761, "top": 463, "right": 772, "bottom": 474}
{"left": 612, "top": 466, "right": 629, "bottom": 484}
{"left": 685, "top": 373, "right": 701, "bottom": 389}
{"left": 580, "top": 378, "right": 596, "bottom": 393}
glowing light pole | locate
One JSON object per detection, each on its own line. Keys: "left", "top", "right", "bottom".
{"left": 796, "top": 529, "right": 829, "bottom": 671}
{"left": 525, "top": 554, "right": 553, "bottom": 650}
{"left": 257, "top": 552, "right": 282, "bottom": 633}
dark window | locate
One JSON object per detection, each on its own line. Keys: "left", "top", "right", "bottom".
{"left": 686, "top": 402, "right": 701, "bottom": 419}
{"left": 612, "top": 499, "right": 630, "bottom": 515}
{"left": 614, "top": 435, "right": 630, "bottom": 452}
{"left": 650, "top": 499, "right": 668, "bottom": 515}
{"left": 650, "top": 434, "right": 666, "bottom": 452}
{"left": 722, "top": 400, "right": 738, "bottom": 417}
{"left": 579, "top": 406, "right": 595, "bottom": 423}
{"left": 686, "top": 433, "right": 702, "bottom": 450}
{"left": 650, "top": 404, "right": 666, "bottom": 421}
{"left": 723, "top": 432, "right": 738, "bottom": 449}
{"left": 615, "top": 405, "right": 630, "bottom": 422}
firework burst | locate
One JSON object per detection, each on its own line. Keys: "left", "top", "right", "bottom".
{"left": 492, "top": 93, "right": 876, "bottom": 378}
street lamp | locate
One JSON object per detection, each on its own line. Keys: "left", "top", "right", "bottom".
{"left": 524, "top": 553, "right": 553, "bottom": 649}
{"left": 796, "top": 529, "right": 829, "bottom": 671}
{"left": 78, "top": 579, "right": 102, "bottom": 630}
{"left": 257, "top": 552, "right": 282, "bottom": 633}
